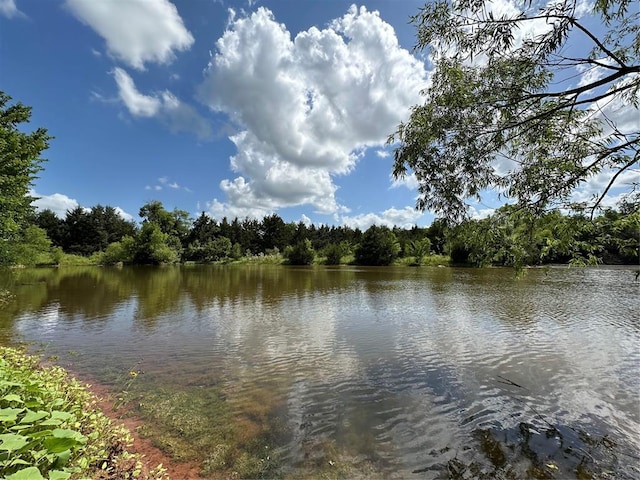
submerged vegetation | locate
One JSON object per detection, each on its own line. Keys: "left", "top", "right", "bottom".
{"left": 1, "top": 263, "right": 638, "bottom": 479}
{"left": 0, "top": 347, "right": 167, "bottom": 480}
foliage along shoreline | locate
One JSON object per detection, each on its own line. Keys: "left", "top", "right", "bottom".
{"left": 4, "top": 199, "right": 639, "bottom": 270}
{"left": 0, "top": 346, "right": 169, "bottom": 480}
{"left": 1, "top": 91, "right": 638, "bottom": 271}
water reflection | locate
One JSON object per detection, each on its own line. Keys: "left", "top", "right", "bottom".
{"left": 0, "top": 265, "right": 638, "bottom": 478}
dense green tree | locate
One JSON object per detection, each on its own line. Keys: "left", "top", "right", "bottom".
{"left": 35, "top": 209, "right": 65, "bottom": 247}
{"left": 292, "top": 221, "right": 310, "bottom": 244}
{"left": 240, "top": 218, "right": 261, "bottom": 253}
{"left": 219, "top": 217, "right": 231, "bottom": 240}
{"left": 230, "top": 242, "right": 243, "bottom": 259}
{"left": 284, "top": 239, "right": 315, "bottom": 265}
{"left": 187, "top": 212, "right": 219, "bottom": 246}
{"left": 426, "top": 219, "right": 448, "bottom": 255}
{"left": 260, "top": 214, "right": 292, "bottom": 252}
{"left": 185, "top": 237, "right": 232, "bottom": 262}
{"left": 0, "top": 92, "right": 51, "bottom": 265}
{"left": 407, "top": 238, "right": 432, "bottom": 265}
{"left": 63, "top": 206, "right": 99, "bottom": 255}
{"left": 391, "top": 0, "right": 639, "bottom": 221}
{"left": 311, "top": 224, "right": 332, "bottom": 250}
{"left": 592, "top": 207, "right": 639, "bottom": 264}
{"left": 101, "top": 236, "right": 136, "bottom": 265}
{"left": 323, "top": 242, "right": 349, "bottom": 265}
{"left": 133, "top": 222, "right": 179, "bottom": 264}
{"left": 38, "top": 204, "right": 135, "bottom": 256}
{"left": 8, "top": 225, "right": 52, "bottom": 266}
{"left": 139, "top": 200, "right": 190, "bottom": 259}
{"left": 139, "top": 200, "right": 190, "bottom": 241}
{"left": 93, "top": 205, "right": 136, "bottom": 246}
{"left": 355, "top": 225, "right": 401, "bottom": 266}
{"left": 444, "top": 205, "right": 639, "bottom": 267}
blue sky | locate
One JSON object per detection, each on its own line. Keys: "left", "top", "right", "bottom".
{"left": 1, "top": 0, "right": 636, "bottom": 228}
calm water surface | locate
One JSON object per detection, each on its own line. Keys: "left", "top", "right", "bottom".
{"left": 1, "top": 265, "right": 638, "bottom": 478}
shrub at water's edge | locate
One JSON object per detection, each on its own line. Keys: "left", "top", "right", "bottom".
{"left": 0, "top": 347, "right": 167, "bottom": 480}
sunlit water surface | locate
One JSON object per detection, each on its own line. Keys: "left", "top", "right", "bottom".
{"left": 1, "top": 265, "right": 638, "bottom": 478}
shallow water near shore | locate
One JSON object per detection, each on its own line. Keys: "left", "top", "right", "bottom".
{"left": 1, "top": 265, "right": 638, "bottom": 478}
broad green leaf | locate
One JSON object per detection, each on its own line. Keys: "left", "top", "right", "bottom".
{"left": 44, "top": 437, "right": 79, "bottom": 453}
{"left": 30, "top": 430, "right": 53, "bottom": 439}
{"left": 49, "top": 411, "right": 73, "bottom": 422}
{"left": 53, "top": 448, "right": 71, "bottom": 467}
{"left": 0, "top": 407, "right": 24, "bottom": 423}
{"left": 2, "top": 393, "right": 23, "bottom": 403}
{"left": 5, "top": 466, "right": 46, "bottom": 480}
{"left": 0, "top": 433, "right": 29, "bottom": 451}
{"left": 39, "top": 418, "right": 62, "bottom": 426}
{"left": 52, "top": 428, "right": 85, "bottom": 442}
{"left": 9, "top": 424, "right": 31, "bottom": 431}
{"left": 20, "top": 410, "right": 49, "bottom": 423}
{"left": 48, "top": 471, "right": 71, "bottom": 480}
{"left": 0, "top": 381, "right": 23, "bottom": 388}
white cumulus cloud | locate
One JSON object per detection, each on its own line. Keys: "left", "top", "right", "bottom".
{"left": 199, "top": 5, "right": 427, "bottom": 219}
{"left": 113, "top": 67, "right": 161, "bottom": 117}
{"left": 31, "top": 191, "right": 80, "bottom": 218}
{"left": 30, "top": 191, "right": 134, "bottom": 221}
{"left": 0, "top": 0, "right": 21, "bottom": 18}
{"left": 390, "top": 172, "right": 419, "bottom": 190}
{"left": 112, "top": 67, "right": 212, "bottom": 139}
{"left": 113, "top": 207, "right": 134, "bottom": 222}
{"left": 65, "top": 0, "right": 193, "bottom": 70}
{"left": 340, "top": 206, "right": 424, "bottom": 230}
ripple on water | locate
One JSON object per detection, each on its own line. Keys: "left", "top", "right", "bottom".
{"left": 3, "top": 266, "right": 639, "bottom": 478}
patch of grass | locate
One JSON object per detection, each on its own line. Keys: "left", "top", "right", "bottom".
{"left": 56, "top": 254, "right": 99, "bottom": 266}
{"left": 226, "top": 253, "right": 285, "bottom": 265}
{"left": 418, "top": 254, "right": 451, "bottom": 266}
{"left": 393, "top": 254, "right": 451, "bottom": 267}
{"left": 0, "top": 347, "right": 167, "bottom": 480}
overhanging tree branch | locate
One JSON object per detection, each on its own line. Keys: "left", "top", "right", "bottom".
{"left": 392, "top": 0, "right": 639, "bottom": 221}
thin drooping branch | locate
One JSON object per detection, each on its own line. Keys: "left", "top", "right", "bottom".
{"left": 522, "top": 66, "right": 640, "bottom": 100}
{"left": 497, "top": 83, "right": 634, "bottom": 134}
{"left": 453, "top": 12, "right": 629, "bottom": 68}
{"left": 569, "top": 18, "right": 628, "bottom": 68}
{"left": 590, "top": 154, "right": 640, "bottom": 218}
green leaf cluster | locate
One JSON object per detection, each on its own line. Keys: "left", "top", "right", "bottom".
{"left": 0, "top": 93, "right": 51, "bottom": 266}
{"left": 447, "top": 204, "right": 639, "bottom": 267}
{"left": 0, "top": 347, "right": 166, "bottom": 480}
{"left": 284, "top": 239, "right": 316, "bottom": 265}
{"left": 355, "top": 226, "right": 401, "bottom": 266}
{"left": 391, "top": 0, "right": 639, "bottom": 221}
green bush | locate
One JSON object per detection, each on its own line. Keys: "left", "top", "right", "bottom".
{"left": 406, "top": 238, "right": 432, "bottom": 265}
{"left": 7, "top": 226, "right": 53, "bottom": 266}
{"left": 323, "top": 242, "right": 349, "bottom": 265}
{"left": 0, "top": 347, "right": 167, "bottom": 479}
{"left": 102, "top": 236, "right": 136, "bottom": 265}
{"left": 284, "top": 239, "right": 315, "bottom": 265}
{"left": 133, "top": 223, "right": 179, "bottom": 265}
{"left": 355, "top": 226, "right": 400, "bottom": 266}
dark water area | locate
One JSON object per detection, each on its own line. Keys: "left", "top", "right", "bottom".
{"left": 1, "top": 265, "right": 638, "bottom": 478}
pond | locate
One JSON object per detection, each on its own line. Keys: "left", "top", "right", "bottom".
{"left": 0, "top": 265, "right": 638, "bottom": 479}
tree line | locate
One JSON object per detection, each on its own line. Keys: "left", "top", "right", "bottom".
{"left": 9, "top": 199, "right": 635, "bottom": 267}
{"left": 1, "top": 69, "right": 637, "bottom": 270}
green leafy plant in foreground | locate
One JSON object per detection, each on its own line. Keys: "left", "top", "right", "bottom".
{"left": 0, "top": 347, "right": 166, "bottom": 480}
